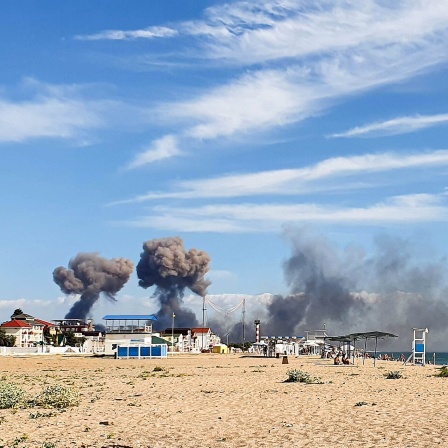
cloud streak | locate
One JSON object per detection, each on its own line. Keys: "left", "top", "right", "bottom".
{"left": 125, "top": 0, "right": 448, "bottom": 166}
{"left": 126, "top": 135, "right": 180, "bottom": 169}
{"left": 75, "top": 26, "right": 178, "bottom": 41}
{"left": 330, "top": 114, "right": 448, "bottom": 138}
{"left": 0, "top": 81, "right": 107, "bottom": 143}
{"left": 114, "top": 149, "right": 448, "bottom": 203}
{"left": 120, "top": 191, "right": 448, "bottom": 233}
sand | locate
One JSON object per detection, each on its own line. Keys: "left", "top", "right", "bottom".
{"left": 0, "top": 353, "right": 446, "bottom": 448}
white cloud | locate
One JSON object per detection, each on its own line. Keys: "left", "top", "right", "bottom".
{"left": 114, "top": 149, "right": 448, "bottom": 203}
{"left": 119, "top": 191, "right": 448, "bottom": 233}
{"left": 330, "top": 114, "right": 448, "bottom": 138}
{"left": 117, "top": 1, "right": 448, "bottom": 166}
{"left": 75, "top": 26, "right": 178, "bottom": 41}
{"left": 0, "top": 79, "right": 117, "bottom": 143}
{"left": 195, "top": 0, "right": 448, "bottom": 65}
{"left": 126, "top": 135, "right": 180, "bottom": 169}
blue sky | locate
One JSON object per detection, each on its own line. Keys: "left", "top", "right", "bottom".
{"left": 1, "top": 1, "right": 448, "bottom": 336}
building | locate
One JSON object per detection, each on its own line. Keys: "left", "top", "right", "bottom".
{"left": 101, "top": 314, "right": 170, "bottom": 356}
{"left": 191, "top": 327, "right": 222, "bottom": 351}
{"left": 0, "top": 312, "right": 54, "bottom": 348}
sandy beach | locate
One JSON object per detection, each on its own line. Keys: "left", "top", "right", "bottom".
{"left": 0, "top": 353, "right": 446, "bottom": 448}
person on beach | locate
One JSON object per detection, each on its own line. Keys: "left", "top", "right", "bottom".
{"left": 334, "top": 355, "right": 341, "bottom": 365}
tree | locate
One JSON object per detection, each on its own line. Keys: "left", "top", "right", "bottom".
{"left": 12, "top": 308, "right": 23, "bottom": 317}
{"left": 0, "top": 329, "right": 16, "bottom": 347}
{"left": 63, "top": 331, "right": 86, "bottom": 347}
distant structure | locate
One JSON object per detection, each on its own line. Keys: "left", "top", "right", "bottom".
{"left": 406, "top": 327, "right": 428, "bottom": 366}
{"left": 102, "top": 314, "right": 169, "bottom": 358}
{"left": 254, "top": 320, "right": 260, "bottom": 343}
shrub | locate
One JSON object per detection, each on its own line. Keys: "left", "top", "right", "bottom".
{"left": 385, "top": 371, "right": 403, "bottom": 379}
{"left": 34, "top": 385, "right": 80, "bottom": 409}
{"left": 0, "top": 382, "right": 28, "bottom": 409}
{"left": 285, "top": 369, "right": 322, "bottom": 384}
{"left": 436, "top": 366, "right": 448, "bottom": 377}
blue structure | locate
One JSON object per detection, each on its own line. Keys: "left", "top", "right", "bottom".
{"left": 117, "top": 344, "right": 167, "bottom": 359}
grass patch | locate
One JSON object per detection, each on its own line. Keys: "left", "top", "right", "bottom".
{"left": 385, "top": 371, "right": 403, "bottom": 379}
{"left": 33, "top": 385, "right": 80, "bottom": 409}
{"left": 436, "top": 366, "right": 448, "bottom": 377}
{"left": 0, "top": 382, "right": 29, "bottom": 409}
{"left": 284, "top": 369, "right": 323, "bottom": 384}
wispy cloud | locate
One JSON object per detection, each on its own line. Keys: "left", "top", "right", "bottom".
{"left": 82, "top": 1, "right": 448, "bottom": 167}
{"left": 120, "top": 191, "right": 448, "bottom": 233}
{"left": 0, "top": 79, "right": 130, "bottom": 144}
{"left": 330, "top": 114, "right": 448, "bottom": 138}
{"left": 75, "top": 26, "right": 178, "bottom": 41}
{"left": 114, "top": 149, "right": 448, "bottom": 203}
{"left": 0, "top": 87, "right": 106, "bottom": 144}
{"left": 126, "top": 135, "right": 180, "bottom": 169}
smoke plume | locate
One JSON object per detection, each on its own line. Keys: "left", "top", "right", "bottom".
{"left": 137, "top": 237, "right": 211, "bottom": 329}
{"left": 53, "top": 253, "right": 134, "bottom": 320}
{"left": 262, "top": 229, "right": 448, "bottom": 350}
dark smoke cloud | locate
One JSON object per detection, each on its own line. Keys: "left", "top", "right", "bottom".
{"left": 53, "top": 253, "right": 134, "bottom": 320}
{"left": 137, "top": 237, "right": 211, "bottom": 329}
{"left": 262, "top": 229, "right": 448, "bottom": 350}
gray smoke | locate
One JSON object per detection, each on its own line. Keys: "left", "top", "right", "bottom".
{"left": 137, "top": 237, "right": 211, "bottom": 329}
{"left": 53, "top": 253, "right": 134, "bottom": 320}
{"left": 263, "top": 230, "right": 448, "bottom": 350}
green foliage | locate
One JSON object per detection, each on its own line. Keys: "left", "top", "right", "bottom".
{"left": 0, "top": 382, "right": 28, "bottom": 409}
{"left": 12, "top": 309, "right": 24, "bottom": 317}
{"left": 436, "top": 366, "right": 448, "bottom": 377}
{"left": 33, "top": 385, "right": 80, "bottom": 409}
{"left": 152, "top": 366, "right": 165, "bottom": 372}
{"left": 62, "top": 331, "right": 85, "bottom": 347}
{"left": 29, "top": 410, "right": 60, "bottom": 419}
{"left": 285, "top": 369, "right": 322, "bottom": 384}
{"left": 41, "top": 442, "right": 57, "bottom": 448}
{"left": 0, "top": 329, "right": 16, "bottom": 347}
{"left": 9, "top": 434, "right": 28, "bottom": 448}
{"left": 385, "top": 371, "right": 403, "bottom": 379}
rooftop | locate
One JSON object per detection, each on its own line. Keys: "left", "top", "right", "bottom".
{"left": 1, "top": 319, "right": 32, "bottom": 328}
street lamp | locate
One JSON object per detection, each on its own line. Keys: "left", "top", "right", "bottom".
{"left": 171, "top": 313, "right": 175, "bottom": 355}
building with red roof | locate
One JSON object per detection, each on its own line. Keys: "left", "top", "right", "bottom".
{"left": 0, "top": 317, "right": 44, "bottom": 348}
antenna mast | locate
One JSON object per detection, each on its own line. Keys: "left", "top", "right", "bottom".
{"left": 242, "top": 298, "right": 246, "bottom": 346}
{"left": 202, "top": 296, "right": 206, "bottom": 350}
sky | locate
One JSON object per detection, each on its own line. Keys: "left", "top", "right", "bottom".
{"left": 1, "top": 1, "right": 448, "bottom": 347}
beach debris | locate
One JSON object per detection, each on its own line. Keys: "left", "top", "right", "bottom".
{"left": 354, "top": 401, "right": 369, "bottom": 406}
{"left": 99, "top": 421, "right": 113, "bottom": 426}
{"left": 136, "top": 236, "right": 210, "bottom": 328}
{"left": 53, "top": 252, "right": 133, "bottom": 320}
{"left": 436, "top": 366, "right": 448, "bottom": 377}
{"left": 284, "top": 369, "right": 323, "bottom": 384}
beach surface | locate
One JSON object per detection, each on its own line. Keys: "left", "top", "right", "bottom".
{"left": 0, "top": 353, "right": 446, "bottom": 447}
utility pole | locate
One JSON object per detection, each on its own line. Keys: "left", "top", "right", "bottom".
{"left": 202, "top": 296, "right": 206, "bottom": 351}
{"left": 171, "top": 312, "right": 175, "bottom": 355}
{"left": 242, "top": 298, "right": 246, "bottom": 347}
